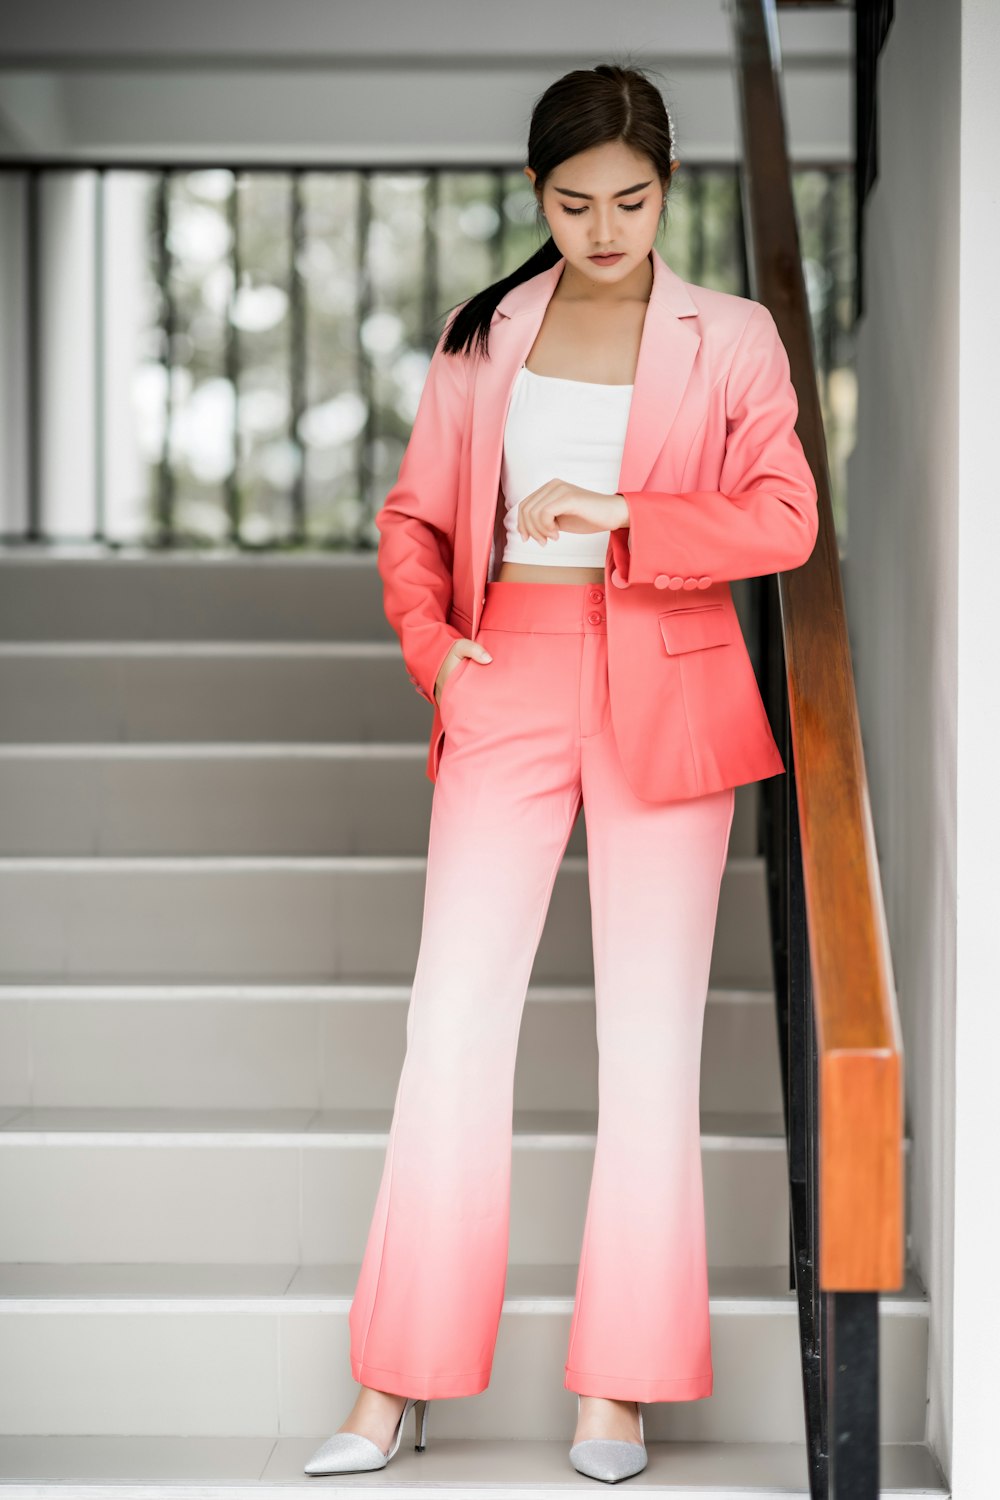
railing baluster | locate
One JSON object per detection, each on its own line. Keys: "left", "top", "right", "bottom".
{"left": 225, "top": 169, "right": 241, "bottom": 544}
{"left": 25, "top": 167, "right": 41, "bottom": 542}
{"left": 94, "top": 168, "right": 107, "bottom": 543}
{"left": 356, "top": 169, "right": 373, "bottom": 520}
{"left": 154, "top": 169, "right": 175, "bottom": 544}
{"left": 289, "top": 168, "right": 307, "bottom": 545}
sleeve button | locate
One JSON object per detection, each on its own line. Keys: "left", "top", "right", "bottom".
{"left": 611, "top": 568, "right": 627, "bottom": 587}
{"left": 682, "top": 577, "right": 698, "bottom": 590}
{"left": 697, "top": 576, "right": 712, "bottom": 589}
{"left": 668, "top": 576, "right": 685, "bottom": 590}
{"left": 653, "top": 573, "right": 669, "bottom": 589}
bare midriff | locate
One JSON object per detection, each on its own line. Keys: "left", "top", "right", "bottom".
{"left": 496, "top": 561, "right": 606, "bottom": 585}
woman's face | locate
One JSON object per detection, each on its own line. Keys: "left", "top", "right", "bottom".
{"left": 525, "top": 140, "right": 673, "bottom": 288}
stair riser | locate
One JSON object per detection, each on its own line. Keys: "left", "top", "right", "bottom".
{"left": 0, "top": 1303, "right": 928, "bottom": 1443}
{"left": 0, "top": 558, "right": 392, "bottom": 643}
{"left": 0, "top": 653, "right": 432, "bottom": 743}
{"left": 0, "top": 756, "right": 759, "bottom": 859}
{"left": 0, "top": 558, "right": 758, "bottom": 651}
{"left": 0, "top": 994, "right": 782, "bottom": 1114}
{"left": 0, "top": 1141, "right": 789, "bottom": 1266}
{"left": 0, "top": 863, "right": 773, "bottom": 987}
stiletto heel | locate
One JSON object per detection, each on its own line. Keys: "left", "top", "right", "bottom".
{"left": 413, "top": 1396, "right": 429, "bottom": 1452}
{"left": 568, "top": 1393, "right": 647, "bottom": 1483}
{"left": 303, "top": 1393, "right": 431, "bottom": 1475}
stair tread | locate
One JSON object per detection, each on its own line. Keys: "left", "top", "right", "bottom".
{"left": 0, "top": 853, "right": 762, "bottom": 868}
{"left": 0, "top": 979, "right": 775, "bottom": 1002}
{"left": 0, "top": 1434, "right": 947, "bottom": 1495}
{"left": 0, "top": 1260, "right": 927, "bottom": 1307}
{"left": 0, "top": 1103, "right": 787, "bottom": 1142}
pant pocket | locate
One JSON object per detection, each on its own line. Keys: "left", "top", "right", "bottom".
{"left": 439, "top": 653, "right": 474, "bottom": 718}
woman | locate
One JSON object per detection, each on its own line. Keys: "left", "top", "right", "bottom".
{"left": 305, "top": 62, "right": 818, "bottom": 1484}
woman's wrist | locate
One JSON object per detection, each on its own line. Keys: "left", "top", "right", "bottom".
{"left": 612, "top": 494, "right": 631, "bottom": 528}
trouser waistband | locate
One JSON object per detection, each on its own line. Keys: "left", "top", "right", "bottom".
{"left": 476, "top": 579, "right": 608, "bottom": 634}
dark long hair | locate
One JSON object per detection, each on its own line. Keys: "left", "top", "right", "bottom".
{"left": 441, "top": 61, "right": 677, "bottom": 361}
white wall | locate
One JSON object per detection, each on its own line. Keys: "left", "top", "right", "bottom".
{"left": 845, "top": 0, "right": 1000, "bottom": 1489}
{"left": 952, "top": 0, "right": 1000, "bottom": 1491}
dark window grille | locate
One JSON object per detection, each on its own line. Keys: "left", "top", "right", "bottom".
{"left": 0, "top": 162, "right": 853, "bottom": 550}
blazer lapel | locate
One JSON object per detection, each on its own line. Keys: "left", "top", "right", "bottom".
{"left": 467, "top": 244, "right": 701, "bottom": 609}
{"left": 619, "top": 250, "right": 701, "bottom": 492}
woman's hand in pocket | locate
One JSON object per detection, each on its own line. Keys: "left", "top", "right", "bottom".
{"left": 433, "top": 638, "right": 493, "bottom": 708}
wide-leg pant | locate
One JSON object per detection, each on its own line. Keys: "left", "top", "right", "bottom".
{"left": 349, "top": 579, "right": 736, "bottom": 1403}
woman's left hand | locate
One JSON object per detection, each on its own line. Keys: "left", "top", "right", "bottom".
{"left": 516, "top": 483, "right": 630, "bottom": 546}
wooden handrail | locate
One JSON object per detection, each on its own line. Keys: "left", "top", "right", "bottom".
{"left": 728, "top": 0, "right": 904, "bottom": 1291}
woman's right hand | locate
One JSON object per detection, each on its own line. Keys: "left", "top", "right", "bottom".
{"left": 433, "top": 638, "right": 492, "bottom": 707}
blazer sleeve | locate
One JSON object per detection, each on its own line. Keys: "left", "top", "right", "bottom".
{"left": 608, "top": 302, "right": 819, "bottom": 587}
{"left": 374, "top": 320, "right": 471, "bottom": 705}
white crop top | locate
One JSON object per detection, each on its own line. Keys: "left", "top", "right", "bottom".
{"left": 498, "top": 365, "right": 633, "bottom": 569}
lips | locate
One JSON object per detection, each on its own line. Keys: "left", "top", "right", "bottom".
{"left": 589, "top": 253, "right": 624, "bottom": 264}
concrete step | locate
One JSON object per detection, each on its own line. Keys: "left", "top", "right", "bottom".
{"left": 0, "top": 1433, "right": 949, "bottom": 1496}
{"left": 0, "top": 551, "right": 392, "bottom": 644}
{"left": 0, "top": 549, "right": 916, "bottom": 1486}
{"left": 0, "top": 1262, "right": 930, "bottom": 1446}
{"left": 0, "top": 981, "right": 783, "bottom": 1115}
{"left": 0, "top": 744, "right": 759, "bottom": 859}
{"left": 0, "top": 855, "right": 774, "bottom": 987}
{"left": 0, "top": 549, "right": 759, "bottom": 654}
{"left": 0, "top": 643, "right": 431, "bottom": 743}
{"left": 0, "top": 1105, "right": 795, "bottom": 1268}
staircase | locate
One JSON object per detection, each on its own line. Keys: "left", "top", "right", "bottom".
{"left": 0, "top": 551, "right": 943, "bottom": 1496}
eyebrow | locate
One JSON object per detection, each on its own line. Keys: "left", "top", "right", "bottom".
{"left": 551, "top": 179, "right": 654, "bottom": 200}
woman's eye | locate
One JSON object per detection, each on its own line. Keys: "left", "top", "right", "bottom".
{"left": 560, "top": 202, "right": 646, "bottom": 216}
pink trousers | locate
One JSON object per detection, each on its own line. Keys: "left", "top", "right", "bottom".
{"left": 349, "top": 579, "right": 736, "bottom": 1403}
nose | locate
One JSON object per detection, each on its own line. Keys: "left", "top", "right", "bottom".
{"left": 591, "top": 207, "right": 618, "bottom": 245}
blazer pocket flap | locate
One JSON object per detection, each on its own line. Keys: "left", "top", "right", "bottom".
{"left": 658, "top": 604, "right": 734, "bottom": 655}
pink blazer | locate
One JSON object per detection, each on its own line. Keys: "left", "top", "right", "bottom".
{"left": 375, "top": 245, "right": 819, "bottom": 802}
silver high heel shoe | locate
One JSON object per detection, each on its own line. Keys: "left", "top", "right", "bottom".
{"left": 568, "top": 1394, "right": 647, "bottom": 1483}
{"left": 303, "top": 1394, "right": 429, "bottom": 1475}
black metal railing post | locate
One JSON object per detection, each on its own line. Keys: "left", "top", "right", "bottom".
{"left": 758, "top": 507, "right": 882, "bottom": 1500}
